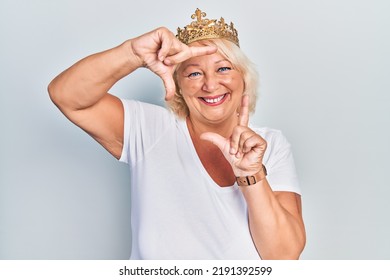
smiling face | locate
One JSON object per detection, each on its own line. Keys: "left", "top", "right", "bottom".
{"left": 176, "top": 48, "right": 245, "bottom": 128}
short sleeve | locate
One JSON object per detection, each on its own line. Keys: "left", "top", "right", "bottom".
{"left": 258, "top": 128, "right": 301, "bottom": 194}
{"left": 118, "top": 99, "right": 175, "bottom": 166}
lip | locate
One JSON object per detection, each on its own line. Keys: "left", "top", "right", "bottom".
{"left": 198, "top": 94, "right": 228, "bottom": 106}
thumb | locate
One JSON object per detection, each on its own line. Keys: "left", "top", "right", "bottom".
{"left": 200, "top": 132, "right": 228, "bottom": 152}
{"left": 160, "top": 72, "right": 176, "bottom": 101}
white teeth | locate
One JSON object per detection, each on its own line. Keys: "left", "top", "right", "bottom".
{"left": 203, "top": 94, "right": 225, "bottom": 104}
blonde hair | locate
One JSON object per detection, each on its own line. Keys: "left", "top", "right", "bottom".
{"left": 167, "top": 39, "right": 259, "bottom": 118}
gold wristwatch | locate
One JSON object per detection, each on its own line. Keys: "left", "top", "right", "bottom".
{"left": 236, "top": 165, "right": 267, "bottom": 186}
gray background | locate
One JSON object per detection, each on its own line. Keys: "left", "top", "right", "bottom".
{"left": 1, "top": 0, "right": 389, "bottom": 259}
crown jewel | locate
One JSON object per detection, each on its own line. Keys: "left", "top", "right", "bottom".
{"left": 176, "top": 8, "right": 239, "bottom": 47}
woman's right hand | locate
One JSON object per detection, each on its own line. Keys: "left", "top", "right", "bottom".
{"left": 130, "top": 27, "right": 217, "bottom": 100}
{"left": 48, "top": 27, "right": 216, "bottom": 159}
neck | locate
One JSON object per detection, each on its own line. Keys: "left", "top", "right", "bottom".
{"left": 185, "top": 114, "right": 237, "bottom": 187}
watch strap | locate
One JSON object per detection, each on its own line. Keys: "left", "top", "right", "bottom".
{"left": 236, "top": 165, "right": 267, "bottom": 186}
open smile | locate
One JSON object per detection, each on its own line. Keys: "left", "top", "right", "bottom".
{"left": 198, "top": 94, "right": 228, "bottom": 106}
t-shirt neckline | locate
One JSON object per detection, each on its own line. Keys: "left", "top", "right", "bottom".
{"left": 178, "top": 118, "right": 239, "bottom": 193}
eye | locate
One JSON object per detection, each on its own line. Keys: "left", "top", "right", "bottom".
{"left": 218, "top": 66, "right": 232, "bottom": 72}
{"left": 188, "top": 72, "right": 202, "bottom": 79}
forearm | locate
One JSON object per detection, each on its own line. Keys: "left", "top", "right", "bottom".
{"left": 48, "top": 40, "right": 140, "bottom": 111}
{"left": 240, "top": 180, "right": 306, "bottom": 259}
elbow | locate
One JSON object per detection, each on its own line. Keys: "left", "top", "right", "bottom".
{"left": 286, "top": 232, "right": 306, "bottom": 260}
{"left": 260, "top": 231, "right": 306, "bottom": 260}
{"left": 262, "top": 244, "right": 305, "bottom": 260}
{"left": 284, "top": 215, "right": 307, "bottom": 259}
{"left": 282, "top": 228, "right": 306, "bottom": 260}
{"left": 47, "top": 79, "right": 59, "bottom": 106}
{"left": 296, "top": 224, "right": 307, "bottom": 259}
{"left": 288, "top": 239, "right": 306, "bottom": 260}
{"left": 48, "top": 78, "right": 68, "bottom": 111}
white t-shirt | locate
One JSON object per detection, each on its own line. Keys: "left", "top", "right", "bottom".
{"left": 119, "top": 99, "right": 300, "bottom": 260}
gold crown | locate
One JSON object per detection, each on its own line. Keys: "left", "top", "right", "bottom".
{"left": 176, "top": 8, "right": 239, "bottom": 47}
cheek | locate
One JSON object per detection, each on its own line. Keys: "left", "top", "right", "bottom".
{"left": 180, "top": 80, "right": 202, "bottom": 96}
{"left": 223, "top": 76, "right": 244, "bottom": 91}
{"left": 233, "top": 74, "right": 245, "bottom": 91}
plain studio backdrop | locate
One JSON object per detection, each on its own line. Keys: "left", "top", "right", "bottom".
{"left": 0, "top": 0, "right": 389, "bottom": 259}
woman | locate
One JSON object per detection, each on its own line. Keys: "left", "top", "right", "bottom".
{"left": 48, "top": 9, "right": 306, "bottom": 259}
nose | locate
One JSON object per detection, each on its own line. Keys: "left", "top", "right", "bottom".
{"left": 201, "top": 74, "right": 219, "bottom": 92}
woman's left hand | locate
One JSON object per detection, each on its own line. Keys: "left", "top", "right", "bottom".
{"left": 201, "top": 95, "right": 267, "bottom": 177}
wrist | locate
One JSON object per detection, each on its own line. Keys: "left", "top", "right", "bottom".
{"left": 235, "top": 165, "right": 267, "bottom": 186}
{"left": 122, "top": 39, "right": 145, "bottom": 69}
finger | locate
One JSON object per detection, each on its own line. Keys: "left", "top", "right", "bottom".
{"left": 238, "top": 95, "right": 250, "bottom": 127}
{"left": 156, "top": 28, "right": 175, "bottom": 61}
{"left": 243, "top": 134, "right": 266, "bottom": 155}
{"left": 164, "top": 45, "right": 217, "bottom": 65}
{"left": 239, "top": 130, "right": 257, "bottom": 153}
{"left": 159, "top": 71, "right": 176, "bottom": 100}
{"left": 200, "top": 132, "right": 228, "bottom": 152}
{"left": 190, "top": 44, "right": 218, "bottom": 57}
{"left": 229, "top": 126, "right": 247, "bottom": 155}
{"left": 235, "top": 130, "right": 255, "bottom": 159}
{"left": 158, "top": 38, "right": 172, "bottom": 62}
